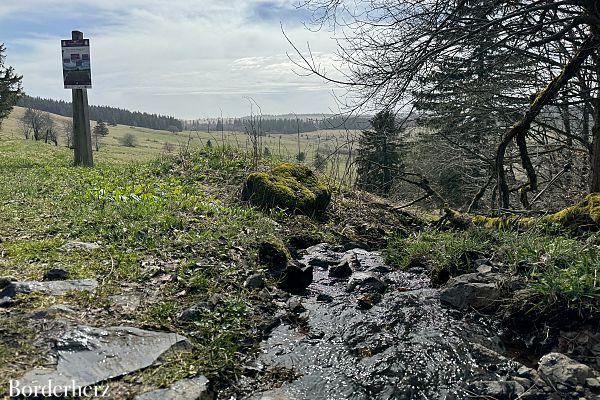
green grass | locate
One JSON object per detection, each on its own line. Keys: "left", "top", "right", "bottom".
{"left": 0, "top": 133, "right": 285, "bottom": 392}
{"left": 385, "top": 227, "right": 600, "bottom": 322}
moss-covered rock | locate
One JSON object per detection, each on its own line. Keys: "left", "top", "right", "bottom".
{"left": 242, "top": 163, "right": 331, "bottom": 215}
{"left": 258, "top": 237, "right": 291, "bottom": 269}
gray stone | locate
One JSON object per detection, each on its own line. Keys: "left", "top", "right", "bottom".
{"left": 20, "top": 326, "right": 188, "bottom": 394}
{"left": 300, "top": 243, "right": 344, "bottom": 268}
{"left": 244, "top": 274, "right": 266, "bottom": 290}
{"left": 59, "top": 241, "right": 100, "bottom": 252}
{"left": 346, "top": 272, "right": 387, "bottom": 294}
{"left": 476, "top": 264, "right": 493, "bottom": 274}
{"left": 586, "top": 377, "right": 600, "bottom": 390}
{"left": 538, "top": 353, "right": 594, "bottom": 388}
{"left": 178, "top": 303, "right": 210, "bottom": 322}
{"left": 0, "top": 279, "right": 98, "bottom": 298}
{"left": 328, "top": 255, "right": 354, "bottom": 278}
{"left": 468, "top": 380, "right": 525, "bottom": 399}
{"left": 135, "top": 376, "right": 211, "bottom": 400}
{"left": 439, "top": 273, "right": 508, "bottom": 311}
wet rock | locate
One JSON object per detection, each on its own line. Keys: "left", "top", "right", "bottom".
{"left": 467, "top": 380, "right": 525, "bottom": 399}
{"left": 439, "top": 273, "right": 510, "bottom": 311}
{"left": 300, "top": 243, "right": 343, "bottom": 268}
{"left": 328, "top": 256, "right": 354, "bottom": 278}
{"left": 277, "top": 261, "right": 313, "bottom": 293}
{"left": 42, "top": 268, "right": 69, "bottom": 281}
{"left": 356, "top": 293, "right": 382, "bottom": 310}
{"left": 316, "top": 293, "right": 333, "bottom": 303}
{"left": 244, "top": 274, "right": 266, "bottom": 290}
{"left": 20, "top": 326, "right": 188, "bottom": 394}
{"left": 287, "top": 297, "right": 305, "bottom": 314}
{"left": 59, "top": 241, "right": 100, "bottom": 252}
{"left": 346, "top": 272, "right": 387, "bottom": 294}
{"left": 0, "top": 279, "right": 98, "bottom": 298}
{"left": 135, "top": 376, "right": 211, "bottom": 400}
{"left": 538, "top": 353, "right": 594, "bottom": 388}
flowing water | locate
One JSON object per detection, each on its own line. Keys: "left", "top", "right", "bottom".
{"left": 249, "top": 244, "right": 521, "bottom": 400}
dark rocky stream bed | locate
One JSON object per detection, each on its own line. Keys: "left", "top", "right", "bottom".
{"left": 241, "top": 244, "right": 600, "bottom": 400}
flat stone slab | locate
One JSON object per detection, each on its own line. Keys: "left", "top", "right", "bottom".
{"left": 135, "top": 376, "right": 210, "bottom": 400}
{"left": 20, "top": 326, "right": 188, "bottom": 394}
{"left": 0, "top": 279, "right": 98, "bottom": 298}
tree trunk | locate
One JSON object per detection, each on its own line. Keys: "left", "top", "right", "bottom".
{"left": 496, "top": 34, "right": 600, "bottom": 208}
{"left": 592, "top": 113, "right": 600, "bottom": 192}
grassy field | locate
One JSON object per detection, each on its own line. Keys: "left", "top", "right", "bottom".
{"left": 1, "top": 107, "right": 359, "bottom": 175}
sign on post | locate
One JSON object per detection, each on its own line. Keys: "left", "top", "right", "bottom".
{"left": 61, "top": 38, "right": 92, "bottom": 89}
{"left": 63, "top": 31, "right": 93, "bottom": 167}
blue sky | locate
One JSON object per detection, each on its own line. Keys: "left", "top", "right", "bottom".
{"left": 0, "top": 1, "right": 341, "bottom": 118}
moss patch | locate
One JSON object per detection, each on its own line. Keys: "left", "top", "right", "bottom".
{"left": 241, "top": 163, "right": 331, "bottom": 216}
{"left": 541, "top": 193, "right": 600, "bottom": 230}
{"left": 470, "top": 194, "right": 599, "bottom": 232}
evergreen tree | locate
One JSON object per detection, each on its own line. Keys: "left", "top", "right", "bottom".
{"left": 0, "top": 44, "right": 22, "bottom": 128}
{"left": 356, "top": 110, "right": 403, "bottom": 196}
{"left": 93, "top": 120, "right": 110, "bottom": 136}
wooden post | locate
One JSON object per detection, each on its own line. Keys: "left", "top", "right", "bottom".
{"left": 71, "top": 31, "right": 93, "bottom": 167}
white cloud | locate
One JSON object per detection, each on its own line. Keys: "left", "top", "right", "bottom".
{"left": 1, "top": 0, "right": 345, "bottom": 118}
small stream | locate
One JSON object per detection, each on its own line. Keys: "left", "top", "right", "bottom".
{"left": 248, "top": 244, "right": 522, "bottom": 400}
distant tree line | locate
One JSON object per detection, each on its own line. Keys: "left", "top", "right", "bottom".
{"left": 18, "top": 95, "right": 183, "bottom": 133}
{"left": 186, "top": 115, "right": 371, "bottom": 135}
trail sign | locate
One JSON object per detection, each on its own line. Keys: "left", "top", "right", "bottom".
{"left": 61, "top": 38, "right": 92, "bottom": 89}
{"left": 64, "top": 31, "right": 93, "bottom": 167}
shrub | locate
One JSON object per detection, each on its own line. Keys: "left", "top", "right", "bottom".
{"left": 119, "top": 133, "right": 137, "bottom": 148}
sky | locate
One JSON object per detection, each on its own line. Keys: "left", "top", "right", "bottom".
{"left": 0, "top": 0, "right": 343, "bottom": 119}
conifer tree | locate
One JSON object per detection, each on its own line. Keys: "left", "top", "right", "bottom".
{"left": 0, "top": 44, "right": 22, "bottom": 128}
